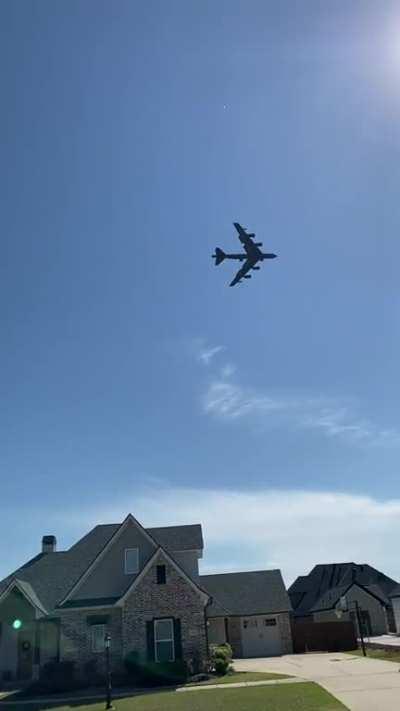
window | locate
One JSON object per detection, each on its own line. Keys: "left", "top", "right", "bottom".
{"left": 264, "top": 618, "right": 277, "bottom": 626}
{"left": 124, "top": 548, "right": 139, "bottom": 574}
{"left": 91, "top": 624, "right": 106, "bottom": 653}
{"left": 154, "top": 618, "right": 175, "bottom": 662}
{"left": 156, "top": 565, "right": 166, "bottom": 585}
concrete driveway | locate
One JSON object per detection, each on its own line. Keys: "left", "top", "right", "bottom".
{"left": 234, "top": 652, "right": 400, "bottom": 710}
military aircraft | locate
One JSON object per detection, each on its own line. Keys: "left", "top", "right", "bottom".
{"left": 212, "top": 223, "right": 277, "bottom": 286}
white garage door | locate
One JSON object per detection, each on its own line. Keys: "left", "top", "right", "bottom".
{"left": 241, "top": 615, "right": 282, "bottom": 658}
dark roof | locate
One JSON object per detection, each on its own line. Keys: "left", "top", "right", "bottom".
{"left": 201, "top": 570, "right": 291, "bottom": 617}
{"left": 311, "top": 582, "right": 390, "bottom": 612}
{"left": 390, "top": 584, "right": 400, "bottom": 598}
{"left": 0, "top": 520, "right": 203, "bottom": 614}
{"left": 289, "top": 563, "right": 398, "bottom": 616}
{"left": 148, "top": 524, "right": 203, "bottom": 552}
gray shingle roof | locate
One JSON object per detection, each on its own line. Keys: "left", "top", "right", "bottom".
{"left": 311, "top": 582, "right": 391, "bottom": 612}
{"left": 390, "top": 584, "right": 400, "bottom": 598}
{"left": 148, "top": 524, "right": 203, "bottom": 552}
{"left": 0, "top": 520, "right": 203, "bottom": 614}
{"left": 289, "top": 563, "right": 398, "bottom": 616}
{"left": 201, "top": 570, "right": 291, "bottom": 617}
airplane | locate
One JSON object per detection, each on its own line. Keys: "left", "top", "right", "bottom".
{"left": 212, "top": 222, "right": 277, "bottom": 286}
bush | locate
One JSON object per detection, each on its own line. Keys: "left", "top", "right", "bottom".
{"left": 214, "top": 657, "right": 230, "bottom": 675}
{"left": 210, "top": 643, "right": 232, "bottom": 676}
{"left": 219, "top": 643, "right": 233, "bottom": 659}
{"left": 124, "top": 652, "right": 187, "bottom": 687}
{"left": 83, "top": 659, "right": 105, "bottom": 686}
{"left": 28, "top": 661, "right": 86, "bottom": 695}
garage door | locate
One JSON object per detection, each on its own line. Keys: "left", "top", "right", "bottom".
{"left": 241, "top": 615, "right": 282, "bottom": 657}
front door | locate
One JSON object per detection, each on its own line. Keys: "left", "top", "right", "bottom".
{"left": 17, "top": 630, "right": 34, "bottom": 680}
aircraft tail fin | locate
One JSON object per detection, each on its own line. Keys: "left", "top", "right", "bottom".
{"left": 213, "top": 247, "right": 226, "bottom": 266}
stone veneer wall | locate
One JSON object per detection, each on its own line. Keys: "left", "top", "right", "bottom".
{"left": 122, "top": 553, "right": 208, "bottom": 671}
{"left": 59, "top": 607, "right": 123, "bottom": 675}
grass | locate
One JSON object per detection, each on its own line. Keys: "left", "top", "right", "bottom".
{"left": 347, "top": 647, "right": 400, "bottom": 663}
{"left": 185, "top": 670, "right": 290, "bottom": 685}
{"left": 0, "top": 683, "right": 347, "bottom": 710}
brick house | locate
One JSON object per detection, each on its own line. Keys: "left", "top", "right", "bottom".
{"left": 0, "top": 514, "right": 292, "bottom": 682}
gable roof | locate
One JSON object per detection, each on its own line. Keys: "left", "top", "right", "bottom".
{"left": 58, "top": 514, "right": 160, "bottom": 606}
{"left": 148, "top": 524, "right": 203, "bottom": 552}
{"left": 0, "top": 518, "right": 204, "bottom": 614}
{"left": 0, "top": 578, "right": 48, "bottom": 616}
{"left": 289, "top": 562, "right": 398, "bottom": 616}
{"left": 311, "top": 582, "right": 390, "bottom": 613}
{"left": 117, "top": 547, "right": 209, "bottom": 607}
{"left": 201, "top": 570, "right": 291, "bottom": 618}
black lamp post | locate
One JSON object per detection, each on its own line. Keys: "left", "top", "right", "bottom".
{"left": 105, "top": 632, "right": 113, "bottom": 710}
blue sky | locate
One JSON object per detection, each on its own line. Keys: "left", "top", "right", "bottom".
{"left": 1, "top": 0, "right": 400, "bottom": 584}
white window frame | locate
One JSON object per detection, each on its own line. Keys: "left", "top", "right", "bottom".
{"left": 124, "top": 548, "right": 139, "bottom": 575}
{"left": 91, "top": 624, "right": 106, "bottom": 653}
{"left": 154, "top": 618, "right": 175, "bottom": 663}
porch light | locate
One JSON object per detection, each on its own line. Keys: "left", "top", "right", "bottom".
{"left": 12, "top": 619, "right": 22, "bottom": 630}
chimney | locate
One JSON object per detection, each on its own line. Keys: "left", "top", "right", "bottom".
{"left": 42, "top": 535, "right": 57, "bottom": 553}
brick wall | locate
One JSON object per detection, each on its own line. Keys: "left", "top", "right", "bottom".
{"left": 59, "top": 607, "right": 123, "bottom": 675}
{"left": 122, "top": 552, "right": 208, "bottom": 670}
{"left": 57, "top": 552, "right": 209, "bottom": 676}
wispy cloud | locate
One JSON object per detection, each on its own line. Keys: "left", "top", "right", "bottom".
{"left": 191, "top": 338, "right": 225, "bottom": 366}
{"left": 19, "top": 485, "right": 400, "bottom": 587}
{"left": 220, "top": 363, "right": 236, "bottom": 379}
{"left": 203, "top": 378, "right": 400, "bottom": 447}
{"left": 187, "top": 340, "right": 400, "bottom": 448}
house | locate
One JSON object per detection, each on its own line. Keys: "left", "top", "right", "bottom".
{"left": 0, "top": 514, "right": 292, "bottom": 682}
{"left": 289, "top": 563, "right": 398, "bottom": 636}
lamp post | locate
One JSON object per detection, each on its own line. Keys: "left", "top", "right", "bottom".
{"left": 336, "top": 596, "right": 366, "bottom": 657}
{"left": 105, "top": 632, "right": 113, "bottom": 710}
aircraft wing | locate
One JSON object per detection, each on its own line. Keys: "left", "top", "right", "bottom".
{"left": 233, "top": 222, "right": 251, "bottom": 244}
{"left": 229, "top": 258, "right": 254, "bottom": 287}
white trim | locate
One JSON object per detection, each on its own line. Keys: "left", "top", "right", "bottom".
{"left": 0, "top": 579, "right": 47, "bottom": 617}
{"left": 58, "top": 514, "right": 158, "bottom": 606}
{"left": 116, "top": 548, "right": 210, "bottom": 607}
{"left": 154, "top": 618, "right": 175, "bottom": 663}
{"left": 124, "top": 548, "right": 139, "bottom": 575}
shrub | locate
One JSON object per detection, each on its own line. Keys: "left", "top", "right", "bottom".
{"left": 219, "top": 642, "right": 233, "bottom": 659}
{"left": 214, "top": 657, "right": 230, "bottom": 675}
{"left": 124, "top": 652, "right": 187, "bottom": 687}
{"left": 28, "top": 661, "right": 86, "bottom": 695}
{"left": 210, "top": 643, "right": 232, "bottom": 676}
{"left": 83, "top": 659, "right": 104, "bottom": 686}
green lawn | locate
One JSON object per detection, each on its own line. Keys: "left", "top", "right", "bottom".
{"left": 186, "top": 670, "right": 290, "bottom": 685}
{"left": 347, "top": 647, "right": 400, "bottom": 663}
{"left": 0, "top": 683, "right": 347, "bottom": 711}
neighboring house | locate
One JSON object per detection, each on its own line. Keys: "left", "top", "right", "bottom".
{"left": 289, "top": 563, "right": 398, "bottom": 636}
{"left": 202, "top": 571, "right": 292, "bottom": 658}
{"left": 389, "top": 585, "right": 400, "bottom": 634}
{"left": 0, "top": 514, "right": 292, "bottom": 682}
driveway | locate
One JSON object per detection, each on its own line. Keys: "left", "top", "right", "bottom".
{"left": 234, "top": 652, "right": 400, "bottom": 710}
